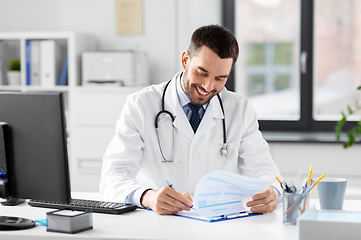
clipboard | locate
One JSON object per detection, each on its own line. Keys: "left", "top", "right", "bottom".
{"left": 174, "top": 210, "right": 262, "bottom": 223}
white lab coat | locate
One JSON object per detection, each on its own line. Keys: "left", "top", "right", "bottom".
{"left": 100, "top": 72, "right": 282, "bottom": 203}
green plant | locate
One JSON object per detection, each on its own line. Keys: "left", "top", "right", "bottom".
{"left": 9, "top": 59, "right": 21, "bottom": 71}
{"left": 336, "top": 86, "right": 361, "bottom": 148}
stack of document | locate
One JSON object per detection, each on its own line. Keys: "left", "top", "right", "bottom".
{"left": 175, "top": 170, "right": 273, "bottom": 222}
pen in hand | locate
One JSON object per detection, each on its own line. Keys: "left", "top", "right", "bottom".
{"left": 166, "top": 180, "right": 174, "bottom": 189}
{"left": 166, "top": 181, "right": 195, "bottom": 211}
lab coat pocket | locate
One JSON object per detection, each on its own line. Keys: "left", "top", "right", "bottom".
{"left": 208, "top": 142, "right": 239, "bottom": 173}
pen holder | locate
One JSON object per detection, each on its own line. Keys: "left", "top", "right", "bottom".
{"left": 283, "top": 192, "right": 309, "bottom": 225}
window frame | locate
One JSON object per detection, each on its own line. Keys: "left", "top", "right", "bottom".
{"left": 223, "top": 0, "right": 357, "bottom": 134}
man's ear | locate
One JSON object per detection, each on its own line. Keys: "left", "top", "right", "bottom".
{"left": 181, "top": 50, "right": 190, "bottom": 70}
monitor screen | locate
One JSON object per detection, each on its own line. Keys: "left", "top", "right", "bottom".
{"left": 0, "top": 92, "right": 70, "bottom": 203}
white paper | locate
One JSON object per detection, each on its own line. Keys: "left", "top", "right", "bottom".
{"left": 52, "top": 210, "right": 85, "bottom": 216}
{"left": 175, "top": 208, "right": 249, "bottom": 222}
{"left": 193, "top": 170, "right": 274, "bottom": 218}
{"left": 175, "top": 209, "right": 221, "bottom": 222}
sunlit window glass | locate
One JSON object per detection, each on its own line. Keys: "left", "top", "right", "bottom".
{"left": 235, "top": 0, "right": 300, "bottom": 120}
{"left": 314, "top": 0, "right": 361, "bottom": 121}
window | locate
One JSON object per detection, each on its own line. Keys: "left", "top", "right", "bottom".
{"left": 246, "top": 43, "right": 296, "bottom": 119}
{"left": 223, "top": 0, "right": 361, "bottom": 133}
{"left": 247, "top": 43, "right": 294, "bottom": 94}
{"left": 313, "top": 0, "right": 361, "bottom": 122}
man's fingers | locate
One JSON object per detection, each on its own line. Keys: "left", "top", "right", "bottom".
{"left": 161, "top": 195, "right": 191, "bottom": 211}
{"left": 249, "top": 198, "right": 277, "bottom": 213}
{"left": 246, "top": 185, "right": 278, "bottom": 213}
{"left": 165, "top": 187, "right": 193, "bottom": 207}
{"left": 140, "top": 187, "right": 193, "bottom": 215}
{"left": 153, "top": 187, "right": 193, "bottom": 214}
{"left": 180, "top": 191, "right": 193, "bottom": 202}
{"left": 154, "top": 201, "right": 183, "bottom": 215}
{"left": 247, "top": 192, "right": 275, "bottom": 207}
{"left": 252, "top": 186, "right": 274, "bottom": 201}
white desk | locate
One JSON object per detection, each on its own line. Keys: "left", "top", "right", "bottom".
{"left": 0, "top": 193, "right": 360, "bottom": 240}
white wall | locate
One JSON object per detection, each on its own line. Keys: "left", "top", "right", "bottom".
{"left": 0, "top": 0, "right": 221, "bottom": 84}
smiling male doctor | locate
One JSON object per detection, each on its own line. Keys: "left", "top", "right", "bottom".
{"left": 100, "top": 25, "right": 282, "bottom": 215}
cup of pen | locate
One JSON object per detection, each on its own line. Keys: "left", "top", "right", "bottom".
{"left": 283, "top": 191, "right": 309, "bottom": 225}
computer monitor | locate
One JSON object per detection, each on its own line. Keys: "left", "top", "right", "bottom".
{"left": 0, "top": 92, "right": 71, "bottom": 230}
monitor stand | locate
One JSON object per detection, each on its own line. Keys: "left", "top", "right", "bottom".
{"left": 1, "top": 198, "right": 25, "bottom": 206}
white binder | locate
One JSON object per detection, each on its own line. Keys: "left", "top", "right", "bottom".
{"left": 30, "top": 40, "right": 41, "bottom": 86}
{"left": 40, "top": 40, "right": 62, "bottom": 87}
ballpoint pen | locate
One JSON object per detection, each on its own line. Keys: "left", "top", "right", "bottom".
{"left": 304, "top": 179, "right": 314, "bottom": 193}
{"left": 166, "top": 181, "right": 195, "bottom": 210}
{"left": 166, "top": 181, "right": 174, "bottom": 189}
{"left": 300, "top": 179, "right": 308, "bottom": 193}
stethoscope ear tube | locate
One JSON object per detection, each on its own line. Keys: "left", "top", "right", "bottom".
{"left": 156, "top": 125, "right": 175, "bottom": 162}
{"left": 216, "top": 94, "right": 228, "bottom": 157}
{"left": 155, "top": 79, "right": 174, "bottom": 129}
{"left": 216, "top": 94, "right": 227, "bottom": 146}
{"left": 155, "top": 110, "right": 175, "bottom": 128}
{"left": 156, "top": 79, "right": 176, "bottom": 162}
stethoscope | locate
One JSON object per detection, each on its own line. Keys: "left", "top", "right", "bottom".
{"left": 155, "top": 79, "right": 228, "bottom": 162}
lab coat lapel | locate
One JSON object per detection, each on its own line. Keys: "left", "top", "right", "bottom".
{"left": 164, "top": 74, "right": 194, "bottom": 141}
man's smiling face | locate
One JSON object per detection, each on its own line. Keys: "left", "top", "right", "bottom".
{"left": 181, "top": 46, "right": 233, "bottom": 106}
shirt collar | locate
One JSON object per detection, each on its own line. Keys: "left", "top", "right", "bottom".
{"left": 176, "top": 72, "right": 209, "bottom": 109}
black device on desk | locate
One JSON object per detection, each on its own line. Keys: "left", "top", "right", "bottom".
{"left": 0, "top": 92, "right": 136, "bottom": 230}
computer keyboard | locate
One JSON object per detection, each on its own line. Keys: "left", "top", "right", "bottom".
{"left": 28, "top": 198, "right": 137, "bottom": 215}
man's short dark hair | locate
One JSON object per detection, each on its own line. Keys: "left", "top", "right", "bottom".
{"left": 188, "top": 25, "right": 239, "bottom": 68}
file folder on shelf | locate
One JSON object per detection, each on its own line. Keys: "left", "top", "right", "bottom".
{"left": 40, "top": 40, "right": 62, "bottom": 87}
{"left": 30, "top": 40, "right": 41, "bottom": 86}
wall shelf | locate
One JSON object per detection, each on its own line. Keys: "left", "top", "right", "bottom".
{"left": 0, "top": 31, "right": 97, "bottom": 191}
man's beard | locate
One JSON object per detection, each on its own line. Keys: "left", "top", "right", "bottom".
{"left": 181, "top": 70, "right": 217, "bottom": 106}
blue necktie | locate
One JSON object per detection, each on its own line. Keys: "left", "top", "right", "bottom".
{"left": 188, "top": 103, "right": 202, "bottom": 133}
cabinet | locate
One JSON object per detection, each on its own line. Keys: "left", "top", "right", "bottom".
{"left": 70, "top": 87, "right": 142, "bottom": 191}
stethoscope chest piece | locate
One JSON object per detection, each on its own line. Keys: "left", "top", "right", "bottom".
{"left": 220, "top": 143, "right": 228, "bottom": 157}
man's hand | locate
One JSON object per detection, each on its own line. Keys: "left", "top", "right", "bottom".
{"left": 140, "top": 187, "right": 193, "bottom": 215}
{"left": 246, "top": 185, "right": 278, "bottom": 213}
